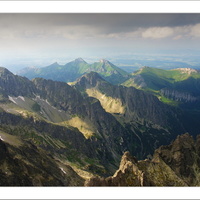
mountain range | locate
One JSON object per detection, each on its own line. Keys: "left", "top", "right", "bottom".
{"left": 1, "top": 58, "right": 200, "bottom": 186}
{"left": 18, "top": 58, "right": 130, "bottom": 85}
{"left": 18, "top": 58, "right": 200, "bottom": 109}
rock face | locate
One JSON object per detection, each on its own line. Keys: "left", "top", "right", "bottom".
{"left": 161, "top": 88, "right": 198, "bottom": 103}
{"left": 0, "top": 67, "right": 36, "bottom": 98}
{"left": 85, "top": 133, "right": 200, "bottom": 186}
{"left": 153, "top": 133, "right": 200, "bottom": 186}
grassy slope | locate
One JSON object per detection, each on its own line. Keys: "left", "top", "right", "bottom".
{"left": 19, "top": 59, "right": 129, "bottom": 85}
{"left": 122, "top": 67, "right": 200, "bottom": 106}
{"left": 134, "top": 67, "right": 200, "bottom": 84}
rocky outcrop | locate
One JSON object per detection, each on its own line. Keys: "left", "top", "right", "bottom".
{"left": 172, "top": 68, "right": 199, "bottom": 75}
{"left": 161, "top": 88, "right": 198, "bottom": 103}
{"left": 85, "top": 133, "right": 200, "bottom": 186}
{"left": 153, "top": 133, "right": 200, "bottom": 186}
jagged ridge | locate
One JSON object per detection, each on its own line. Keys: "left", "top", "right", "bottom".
{"left": 85, "top": 133, "right": 200, "bottom": 186}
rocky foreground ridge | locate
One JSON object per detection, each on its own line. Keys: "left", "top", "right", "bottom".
{"left": 85, "top": 133, "right": 200, "bottom": 186}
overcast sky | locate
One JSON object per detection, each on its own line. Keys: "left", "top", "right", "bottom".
{"left": 1, "top": 13, "right": 200, "bottom": 71}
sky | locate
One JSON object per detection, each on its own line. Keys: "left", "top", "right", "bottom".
{"left": 1, "top": 12, "right": 200, "bottom": 71}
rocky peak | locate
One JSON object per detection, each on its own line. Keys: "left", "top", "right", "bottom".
{"left": 139, "top": 66, "right": 149, "bottom": 71}
{"left": 99, "top": 59, "right": 110, "bottom": 65}
{"left": 85, "top": 133, "right": 200, "bottom": 186}
{"left": 117, "top": 151, "right": 137, "bottom": 171}
{"left": 74, "top": 57, "right": 87, "bottom": 64}
{"left": 75, "top": 72, "right": 105, "bottom": 88}
{"left": 0, "top": 67, "right": 36, "bottom": 97}
{"left": 172, "top": 132, "right": 194, "bottom": 150}
{"left": 53, "top": 62, "right": 59, "bottom": 65}
{"left": 0, "top": 67, "right": 14, "bottom": 78}
{"left": 153, "top": 133, "right": 197, "bottom": 184}
{"left": 84, "top": 71, "right": 104, "bottom": 81}
{"left": 48, "top": 62, "right": 60, "bottom": 68}
{"left": 173, "top": 68, "right": 199, "bottom": 74}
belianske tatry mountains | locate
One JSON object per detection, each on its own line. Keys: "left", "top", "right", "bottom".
{"left": 1, "top": 58, "right": 200, "bottom": 186}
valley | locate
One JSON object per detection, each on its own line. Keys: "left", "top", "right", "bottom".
{"left": 1, "top": 58, "right": 200, "bottom": 186}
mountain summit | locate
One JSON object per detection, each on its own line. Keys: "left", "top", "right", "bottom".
{"left": 99, "top": 59, "right": 110, "bottom": 64}
{"left": 74, "top": 57, "right": 87, "bottom": 64}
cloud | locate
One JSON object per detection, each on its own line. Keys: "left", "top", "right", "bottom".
{"left": 142, "top": 27, "right": 174, "bottom": 39}
{"left": 173, "top": 35, "right": 183, "bottom": 40}
{"left": 0, "top": 30, "right": 15, "bottom": 39}
{"left": 190, "top": 23, "right": 200, "bottom": 37}
{"left": 0, "top": 13, "right": 200, "bottom": 42}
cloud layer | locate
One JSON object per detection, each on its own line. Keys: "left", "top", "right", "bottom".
{"left": 1, "top": 14, "right": 200, "bottom": 42}
{"left": 0, "top": 13, "right": 200, "bottom": 70}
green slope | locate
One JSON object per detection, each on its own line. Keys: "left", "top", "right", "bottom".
{"left": 18, "top": 58, "right": 130, "bottom": 85}
{"left": 123, "top": 66, "right": 200, "bottom": 89}
{"left": 122, "top": 66, "right": 200, "bottom": 107}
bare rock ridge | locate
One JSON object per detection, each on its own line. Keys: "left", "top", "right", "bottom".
{"left": 85, "top": 133, "right": 200, "bottom": 186}
{"left": 173, "top": 68, "right": 199, "bottom": 74}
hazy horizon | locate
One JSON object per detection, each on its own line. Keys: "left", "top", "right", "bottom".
{"left": 1, "top": 13, "right": 200, "bottom": 72}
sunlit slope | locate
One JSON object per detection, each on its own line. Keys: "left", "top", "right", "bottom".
{"left": 18, "top": 58, "right": 130, "bottom": 85}
{"left": 123, "top": 66, "right": 200, "bottom": 90}
{"left": 122, "top": 66, "right": 200, "bottom": 107}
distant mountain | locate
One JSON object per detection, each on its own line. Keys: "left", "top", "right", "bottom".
{"left": 18, "top": 58, "right": 130, "bottom": 85}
